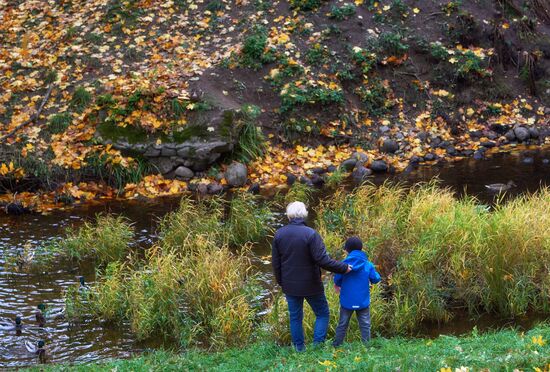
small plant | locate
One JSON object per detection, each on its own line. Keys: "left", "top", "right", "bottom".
{"left": 43, "top": 69, "right": 58, "bottom": 84}
{"left": 351, "top": 46, "right": 377, "bottom": 73}
{"left": 329, "top": 3, "right": 356, "bottom": 20}
{"left": 206, "top": 0, "right": 224, "bottom": 12}
{"left": 47, "top": 113, "right": 72, "bottom": 134}
{"left": 240, "top": 25, "right": 277, "bottom": 69}
{"left": 70, "top": 86, "right": 92, "bottom": 112}
{"left": 325, "top": 167, "right": 347, "bottom": 188}
{"left": 305, "top": 43, "right": 329, "bottom": 66}
{"left": 289, "top": 0, "right": 324, "bottom": 11}
{"left": 279, "top": 80, "right": 344, "bottom": 113}
{"left": 225, "top": 193, "right": 274, "bottom": 245}
{"left": 84, "top": 32, "right": 103, "bottom": 44}
{"left": 234, "top": 104, "right": 266, "bottom": 162}
{"left": 355, "top": 79, "right": 392, "bottom": 116}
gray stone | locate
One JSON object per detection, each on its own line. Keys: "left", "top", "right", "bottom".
{"left": 351, "top": 165, "right": 372, "bottom": 182}
{"left": 161, "top": 147, "right": 177, "bottom": 157}
{"left": 248, "top": 183, "right": 260, "bottom": 194}
{"left": 351, "top": 151, "right": 369, "bottom": 164}
{"left": 176, "top": 146, "right": 192, "bottom": 157}
{"left": 473, "top": 151, "right": 484, "bottom": 160}
{"left": 522, "top": 157, "right": 534, "bottom": 165}
{"left": 225, "top": 162, "right": 247, "bottom": 187}
{"left": 380, "top": 139, "right": 399, "bottom": 154}
{"left": 174, "top": 166, "right": 194, "bottom": 180}
{"left": 480, "top": 141, "right": 496, "bottom": 148}
{"left": 207, "top": 182, "right": 224, "bottom": 194}
{"left": 370, "top": 160, "right": 388, "bottom": 173}
{"left": 286, "top": 173, "right": 297, "bottom": 186}
{"left": 155, "top": 158, "right": 177, "bottom": 174}
{"left": 340, "top": 158, "right": 357, "bottom": 171}
{"left": 197, "top": 183, "right": 208, "bottom": 195}
{"left": 514, "top": 127, "right": 530, "bottom": 142}
{"left": 310, "top": 174, "right": 325, "bottom": 187}
{"left": 529, "top": 127, "right": 540, "bottom": 138}
{"left": 424, "top": 153, "right": 436, "bottom": 161}
{"left": 504, "top": 130, "right": 516, "bottom": 141}
{"left": 144, "top": 147, "right": 161, "bottom": 157}
{"left": 379, "top": 125, "right": 390, "bottom": 133}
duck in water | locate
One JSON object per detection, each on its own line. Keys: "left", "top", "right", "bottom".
{"left": 35, "top": 303, "right": 65, "bottom": 327}
{"left": 0, "top": 315, "right": 23, "bottom": 335}
{"left": 485, "top": 180, "right": 516, "bottom": 192}
{"left": 25, "top": 340, "right": 47, "bottom": 363}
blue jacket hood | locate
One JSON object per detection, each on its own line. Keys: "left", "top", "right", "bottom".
{"left": 334, "top": 250, "right": 381, "bottom": 310}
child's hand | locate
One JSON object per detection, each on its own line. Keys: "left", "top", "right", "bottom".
{"left": 334, "top": 285, "right": 341, "bottom": 294}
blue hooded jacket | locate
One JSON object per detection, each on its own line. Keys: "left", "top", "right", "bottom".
{"left": 334, "top": 250, "right": 381, "bottom": 310}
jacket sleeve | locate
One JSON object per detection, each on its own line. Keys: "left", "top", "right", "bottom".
{"left": 334, "top": 273, "right": 343, "bottom": 287}
{"left": 369, "top": 263, "right": 381, "bottom": 284}
{"left": 309, "top": 231, "right": 348, "bottom": 274}
{"left": 272, "top": 237, "right": 282, "bottom": 286}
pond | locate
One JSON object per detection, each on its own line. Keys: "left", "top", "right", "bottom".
{"left": 2, "top": 147, "right": 550, "bottom": 368}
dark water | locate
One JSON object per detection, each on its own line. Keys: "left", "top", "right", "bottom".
{"left": 2, "top": 147, "right": 550, "bottom": 367}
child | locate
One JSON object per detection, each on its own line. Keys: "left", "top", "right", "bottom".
{"left": 333, "top": 236, "right": 381, "bottom": 347}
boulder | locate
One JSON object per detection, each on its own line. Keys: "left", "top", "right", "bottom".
{"left": 174, "top": 166, "right": 194, "bottom": 180}
{"left": 504, "top": 130, "right": 516, "bottom": 141}
{"left": 225, "top": 162, "right": 247, "bottom": 187}
{"left": 351, "top": 165, "right": 372, "bottom": 182}
{"left": 351, "top": 151, "right": 369, "bottom": 164}
{"left": 207, "top": 182, "right": 224, "bottom": 194}
{"left": 370, "top": 160, "right": 388, "bottom": 172}
{"left": 340, "top": 158, "right": 357, "bottom": 171}
{"left": 144, "top": 147, "right": 161, "bottom": 157}
{"left": 473, "top": 151, "right": 484, "bottom": 160}
{"left": 514, "top": 127, "right": 530, "bottom": 142}
{"left": 529, "top": 127, "right": 540, "bottom": 138}
{"left": 522, "top": 157, "right": 535, "bottom": 165}
{"left": 161, "top": 147, "right": 177, "bottom": 157}
{"left": 380, "top": 139, "right": 399, "bottom": 154}
{"left": 310, "top": 174, "right": 325, "bottom": 187}
{"left": 154, "top": 157, "right": 178, "bottom": 174}
{"left": 286, "top": 173, "right": 297, "bottom": 186}
{"left": 248, "top": 183, "right": 261, "bottom": 194}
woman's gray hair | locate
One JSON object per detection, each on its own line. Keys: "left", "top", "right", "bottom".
{"left": 286, "top": 201, "right": 308, "bottom": 220}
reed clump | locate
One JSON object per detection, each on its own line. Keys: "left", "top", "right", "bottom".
{"left": 46, "top": 214, "right": 134, "bottom": 265}
{"left": 309, "top": 182, "right": 550, "bottom": 335}
{"left": 66, "top": 194, "right": 272, "bottom": 348}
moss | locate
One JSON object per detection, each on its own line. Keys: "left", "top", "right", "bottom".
{"left": 171, "top": 125, "right": 209, "bottom": 143}
{"left": 97, "top": 121, "right": 149, "bottom": 144}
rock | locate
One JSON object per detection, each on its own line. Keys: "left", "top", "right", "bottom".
{"left": 473, "top": 151, "right": 484, "bottom": 160}
{"left": 370, "top": 160, "right": 388, "bottom": 173}
{"left": 522, "top": 157, "right": 535, "bottom": 165}
{"left": 504, "top": 130, "right": 516, "bottom": 141}
{"left": 410, "top": 155, "right": 422, "bottom": 164}
{"left": 380, "top": 139, "right": 399, "bottom": 154}
{"left": 248, "top": 183, "right": 260, "bottom": 194}
{"left": 174, "top": 166, "right": 194, "bottom": 180}
{"left": 176, "top": 146, "right": 192, "bottom": 157}
{"left": 514, "top": 127, "right": 530, "bottom": 142}
{"left": 529, "top": 127, "right": 540, "bottom": 138}
{"left": 379, "top": 125, "right": 390, "bottom": 133}
{"left": 430, "top": 137, "right": 442, "bottom": 147}
{"left": 462, "top": 149, "right": 474, "bottom": 157}
{"left": 161, "top": 147, "right": 177, "bottom": 157}
{"left": 286, "top": 173, "right": 297, "bottom": 186}
{"left": 351, "top": 151, "right": 369, "bottom": 164}
{"left": 483, "top": 130, "right": 498, "bottom": 140}
{"left": 446, "top": 146, "right": 457, "bottom": 156}
{"left": 351, "top": 165, "right": 372, "bottom": 182}
{"left": 340, "top": 158, "right": 357, "bottom": 171}
{"left": 424, "top": 153, "right": 436, "bottom": 161}
{"left": 299, "top": 176, "right": 314, "bottom": 187}
{"left": 417, "top": 131, "right": 428, "bottom": 142}
{"left": 326, "top": 165, "right": 337, "bottom": 173}
{"left": 469, "top": 130, "right": 482, "bottom": 139}
{"left": 395, "top": 132, "right": 405, "bottom": 140}
{"left": 310, "top": 174, "right": 325, "bottom": 187}
{"left": 197, "top": 183, "right": 208, "bottom": 195}
{"left": 542, "top": 158, "right": 550, "bottom": 165}
{"left": 311, "top": 167, "right": 325, "bottom": 174}
{"left": 144, "top": 147, "right": 161, "bottom": 157}
{"left": 155, "top": 158, "right": 178, "bottom": 174}
{"left": 225, "top": 162, "right": 247, "bottom": 187}
{"left": 207, "top": 182, "right": 224, "bottom": 194}
{"left": 480, "top": 141, "right": 496, "bottom": 148}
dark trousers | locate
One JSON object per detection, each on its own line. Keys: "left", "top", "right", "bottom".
{"left": 285, "top": 294, "right": 330, "bottom": 351}
{"left": 332, "top": 306, "right": 371, "bottom": 346}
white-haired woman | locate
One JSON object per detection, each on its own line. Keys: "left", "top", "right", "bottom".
{"left": 272, "top": 201, "right": 351, "bottom": 352}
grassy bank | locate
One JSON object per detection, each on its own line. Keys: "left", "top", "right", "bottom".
{"left": 34, "top": 325, "right": 550, "bottom": 371}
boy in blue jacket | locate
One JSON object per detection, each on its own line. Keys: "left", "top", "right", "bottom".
{"left": 333, "top": 236, "right": 381, "bottom": 347}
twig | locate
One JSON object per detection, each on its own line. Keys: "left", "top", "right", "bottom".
{"left": 0, "top": 84, "right": 54, "bottom": 143}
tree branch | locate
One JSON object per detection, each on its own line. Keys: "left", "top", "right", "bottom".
{"left": 0, "top": 84, "right": 54, "bottom": 143}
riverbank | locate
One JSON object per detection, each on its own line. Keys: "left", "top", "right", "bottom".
{"left": 30, "top": 324, "right": 550, "bottom": 371}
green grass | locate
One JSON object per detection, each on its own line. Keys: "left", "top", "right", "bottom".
{"left": 47, "top": 113, "right": 72, "bottom": 134}
{"left": 70, "top": 86, "right": 93, "bottom": 113}
{"left": 32, "top": 324, "right": 550, "bottom": 371}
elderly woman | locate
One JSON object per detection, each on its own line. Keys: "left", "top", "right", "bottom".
{"left": 272, "top": 201, "right": 350, "bottom": 352}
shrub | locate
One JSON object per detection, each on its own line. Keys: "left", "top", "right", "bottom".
{"left": 234, "top": 104, "right": 266, "bottom": 162}
{"left": 289, "top": 0, "right": 324, "bottom": 11}
{"left": 305, "top": 43, "right": 329, "bottom": 66}
{"left": 47, "top": 113, "right": 72, "bottom": 134}
{"left": 51, "top": 214, "right": 134, "bottom": 264}
{"left": 355, "top": 78, "right": 392, "bottom": 116}
{"left": 70, "top": 86, "right": 92, "bottom": 112}
{"left": 329, "top": 3, "right": 356, "bottom": 20}
{"left": 240, "top": 25, "right": 276, "bottom": 69}
{"left": 280, "top": 80, "right": 344, "bottom": 113}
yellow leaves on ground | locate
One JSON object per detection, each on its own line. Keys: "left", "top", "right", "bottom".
{"left": 124, "top": 175, "right": 187, "bottom": 199}
{"left": 532, "top": 335, "right": 546, "bottom": 347}
{"left": 0, "top": 162, "right": 25, "bottom": 178}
